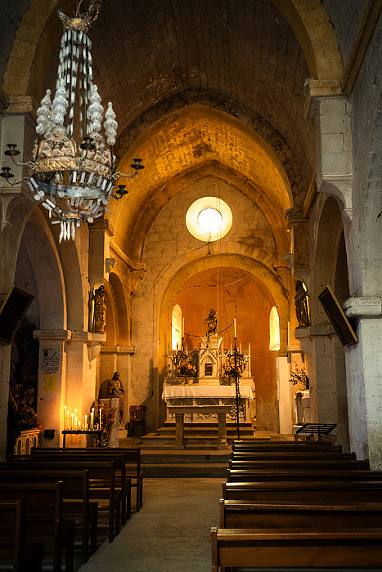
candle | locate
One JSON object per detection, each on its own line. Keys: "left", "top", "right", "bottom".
{"left": 91, "top": 409, "right": 94, "bottom": 430}
{"left": 71, "top": 413, "right": 74, "bottom": 430}
{"left": 84, "top": 414, "right": 87, "bottom": 429}
{"left": 64, "top": 405, "right": 67, "bottom": 430}
{"left": 234, "top": 318, "right": 237, "bottom": 338}
{"left": 78, "top": 421, "right": 81, "bottom": 430}
{"left": 66, "top": 410, "right": 69, "bottom": 430}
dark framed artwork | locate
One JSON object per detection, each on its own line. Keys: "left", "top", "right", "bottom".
{"left": 318, "top": 285, "right": 358, "bottom": 347}
{"left": 0, "top": 286, "right": 34, "bottom": 344}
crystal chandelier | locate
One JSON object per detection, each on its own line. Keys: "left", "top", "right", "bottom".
{"left": 1, "top": 0, "right": 143, "bottom": 241}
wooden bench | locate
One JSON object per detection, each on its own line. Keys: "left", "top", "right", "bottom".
{"left": 6, "top": 459, "right": 122, "bottom": 543}
{"left": 225, "top": 469, "right": 382, "bottom": 482}
{"left": 232, "top": 440, "right": 341, "bottom": 451}
{"left": 27, "top": 451, "right": 131, "bottom": 522}
{"left": 31, "top": 446, "right": 143, "bottom": 512}
{"left": 222, "top": 480, "right": 382, "bottom": 503}
{"left": 211, "top": 527, "right": 382, "bottom": 572}
{"left": 0, "top": 500, "right": 44, "bottom": 572}
{"left": 231, "top": 451, "right": 354, "bottom": 460}
{"left": 0, "top": 482, "right": 75, "bottom": 572}
{"left": 227, "top": 459, "right": 370, "bottom": 480}
{"left": 0, "top": 467, "right": 97, "bottom": 563}
{"left": 219, "top": 498, "right": 382, "bottom": 528}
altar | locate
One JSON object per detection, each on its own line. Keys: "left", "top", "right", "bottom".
{"left": 162, "top": 313, "right": 256, "bottom": 425}
{"left": 162, "top": 384, "right": 255, "bottom": 424}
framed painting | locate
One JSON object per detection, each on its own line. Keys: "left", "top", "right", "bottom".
{"left": 318, "top": 285, "right": 358, "bottom": 347}
{"left": 0, "top": 286, "right": 34, "bottom": 344}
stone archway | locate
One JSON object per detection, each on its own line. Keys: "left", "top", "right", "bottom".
{"left": 311, "top": 195, "right": 351, "bottom": 449}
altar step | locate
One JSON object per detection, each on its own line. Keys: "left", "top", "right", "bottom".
{"left": 141, "top": 450, "right": 231, "bottom": 477}
{"left": 140, "top": 424, "right": 258, "bottom": 449}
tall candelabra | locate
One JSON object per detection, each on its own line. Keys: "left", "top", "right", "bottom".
{"left": 226, "top": 340, "right": 245, "bottom": 439}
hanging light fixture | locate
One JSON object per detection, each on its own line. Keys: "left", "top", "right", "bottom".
{"left": 0, "top": 0, "right": 144, "bottom": 241}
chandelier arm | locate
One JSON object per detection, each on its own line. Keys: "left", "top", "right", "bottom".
{"left": 112, "top": 171, "right": 136, "bottom": 180}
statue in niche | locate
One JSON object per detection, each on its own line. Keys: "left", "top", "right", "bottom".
{"left": 93, "top": 285, "right": 106, "bottom": 332}
{"left": 295, "top": 280, "right": 310, "bottom": 327}
{"left": 205, "top": 309, "right": 217, "bottom": 336}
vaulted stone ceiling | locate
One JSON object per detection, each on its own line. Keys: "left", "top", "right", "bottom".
{"left": 4, "top": 0, "right": 323, "bottom": 257}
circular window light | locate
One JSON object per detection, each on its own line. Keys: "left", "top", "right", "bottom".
{"left": 197, "top": 207, "right": 223, "bottom": 233}
{"left": 186, "top": 197, "right": 232, "bottom": 242}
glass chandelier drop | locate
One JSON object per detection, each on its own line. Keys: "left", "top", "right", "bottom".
{"left": 12, "top": 1, "right": 143, "bottom": 241}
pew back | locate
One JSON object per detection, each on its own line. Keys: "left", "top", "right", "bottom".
{"left": 211, "top": 527, "right": 382, "bottom": 571}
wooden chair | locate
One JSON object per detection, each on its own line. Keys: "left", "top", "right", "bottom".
{"left": 128, "top": 406, "right": 146, "bottom": 437}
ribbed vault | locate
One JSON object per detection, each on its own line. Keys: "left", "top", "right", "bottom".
{"left": 108, "top": 104, "right": 291, "bottom": 259}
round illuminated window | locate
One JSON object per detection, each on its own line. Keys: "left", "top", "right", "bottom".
{"left": 186, "top": 197, "right": 232, "bottom": 242}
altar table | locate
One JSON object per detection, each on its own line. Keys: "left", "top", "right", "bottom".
{"left": 169, "top": 405, "right": 232, "bottom": 449}
{"left": 162, "top": 385, "right": 255, "bottom": 424}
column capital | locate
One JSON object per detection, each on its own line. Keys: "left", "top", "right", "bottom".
{"left": 33, "top": 329, "right": 71, "bottom": 342}
{"left": 343, "top": 297, "right": 382, "bottom": 318}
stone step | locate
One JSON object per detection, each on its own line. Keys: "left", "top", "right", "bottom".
{"left": 141, "top": 462, "right": 228, "bottom": 478}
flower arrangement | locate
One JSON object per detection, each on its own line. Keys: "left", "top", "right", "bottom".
{"left": 176, "top": 359, "right": 197, "bottom": 377}
{"left": 289, "top": 364, "right": 309, "bottom": 390}
{"left": 98, "top": 400, "right": 116, "bottom": 439}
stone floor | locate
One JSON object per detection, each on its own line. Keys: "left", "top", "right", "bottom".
{"left": 77, "top": 478, "right": 223, "bottom": 572}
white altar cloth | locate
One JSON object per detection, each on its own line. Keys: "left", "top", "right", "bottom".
{"left": 162, "top": 385, "right": 254, "bottom": 400}
{"left": 162, "top": 384, "right": 255, "bottom": 423}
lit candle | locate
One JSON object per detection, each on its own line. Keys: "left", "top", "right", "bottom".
{"left": 78, "top": 421, "right": 81, "bottom": 430}
{"left": 234, "top": 318, "right": 237, "bottom": 338}
{"left": 75, "top": 416, "right": 78, "bottom": 430}
{"left": 66, "top": 410, "right": 69, "bottom": 430}
{"left": 91, "top": 409, "right": 94, "bottom": 430}
{"left": 71, "top": 413, "right": 74, "bottom": 430}
{"left": 84, "top": 414, "right": 87, "bottom": 429}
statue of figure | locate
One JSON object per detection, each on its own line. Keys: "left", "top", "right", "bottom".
{"left": 295, "top": 280, "right": 310, "bottom": 327}
{"left": 205, "top": 309, "right": 217, "bottom": 335}
{"left": 93, "top": 285, "right": 106, "bottom": 332}
{"left": 106, "top": 372, "right": 125, "bottom": 426}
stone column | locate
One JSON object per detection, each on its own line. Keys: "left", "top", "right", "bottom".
{"left": 33, "top": 329, "right": 71, "bottom": 447}
{"left": 344, "top": 297, "right": 382, "bottom": 468}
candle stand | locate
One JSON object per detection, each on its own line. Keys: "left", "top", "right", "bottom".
{"left": 62, "top": 429, "right": 103, "bottom": 448}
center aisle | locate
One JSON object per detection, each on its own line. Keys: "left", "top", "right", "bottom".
{"left": 77, "top": 478, "right": 223, "bottom": 572}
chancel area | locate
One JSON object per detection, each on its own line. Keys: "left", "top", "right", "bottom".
{"left": 1, "top": 0, "right": 382, "bottom": 569}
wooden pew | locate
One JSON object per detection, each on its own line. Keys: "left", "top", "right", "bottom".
{"left": 26, "top": 451, "right": 131, "bottom": 522}
{"left": 0, "top": 482, "right": 75, "bottom": 572}
{"left": 6, "top": 459, "right": 122, "bottom": 543}
{"left": 32, "top": 447, "right": 143, "bottom": 512}
{"left": 232, "top": 440, "right": 341, "bottom": 452}
{"left": 222, "top": 480, "right": 382, "bottom": 503}
{"left": 225, "top": 469, "right": 382, "bottom": 482}
{"left": 211, "top": 527, "right": 382, "bottom": 572}
{"left": 0, "top": 468, "right": 97, "bottom": 563}
{"left": 231, "top": 451, "right": 353, "bottom": 460}
{"left": 219, "top": 498, "right": 382, "bottom": 528}
{"left": 0, "top": 500, "right": 44, "bottom": 572}
{"left": 227, "top": 459, "right": 370, "bottom": 480}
